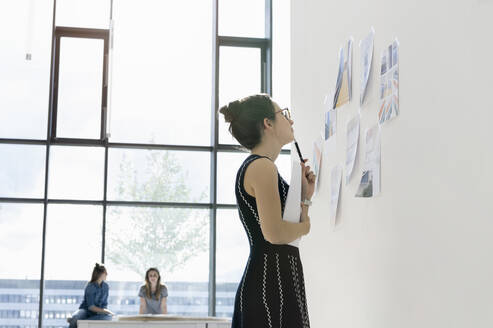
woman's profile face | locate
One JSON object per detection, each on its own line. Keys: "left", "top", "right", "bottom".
{"left": 272, "top": 101, "right": 294, "bottom": 146}
{"left": 148, "top": 270, "right": 159, "bottom": 284}
{"left": 101, "top": 272, "right": 107, "bottom": 281}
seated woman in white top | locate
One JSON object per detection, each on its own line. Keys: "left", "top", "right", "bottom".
{"left": 138, "top": 267, "right": 168, "bottom": 314}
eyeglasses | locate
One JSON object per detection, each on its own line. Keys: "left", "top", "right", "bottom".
{"left": 275, "top": 108, "right": 291, "bottom": 120}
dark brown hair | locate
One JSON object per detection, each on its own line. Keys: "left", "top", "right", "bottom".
{"left": 89, "top": 263, "right": 107, "bottom": 283}
{"left": 219, "top": 94, "right": 276, "bottom": 150}
{"left": 144, "top": 267, "right": 165, "bottom": 300}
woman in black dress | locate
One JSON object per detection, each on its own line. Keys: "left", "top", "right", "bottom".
{"left": 219, "top": 94, "right": 315, "bottom": 328}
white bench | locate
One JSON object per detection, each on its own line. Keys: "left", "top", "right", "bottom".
{"left": 77, "top": 315, "right": 231, "bottom": 328}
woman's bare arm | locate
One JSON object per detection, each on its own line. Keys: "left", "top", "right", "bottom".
{"left": 245, "top": 158, "right": 310, "bottom": 244}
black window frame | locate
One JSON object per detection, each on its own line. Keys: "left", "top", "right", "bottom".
{"left": 0, "top": 0, "right": 290, "bottom": 324}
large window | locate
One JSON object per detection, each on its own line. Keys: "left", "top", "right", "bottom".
{"left": 0, "top": 0, "right": 290, "bottom": 326}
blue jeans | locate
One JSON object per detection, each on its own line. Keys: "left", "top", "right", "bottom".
{"left": 68, "top": 309, "right": 112, "bottom": 328}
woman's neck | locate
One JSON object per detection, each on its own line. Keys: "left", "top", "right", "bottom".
{"left": 251, "top": 139, "right": 281, "bottom": 162}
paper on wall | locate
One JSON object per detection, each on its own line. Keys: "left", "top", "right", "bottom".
{"left": 378, "top": 39, "right": 399, "bottom": 124}
{"left": 355, "top": 125, "right": 381, "bottom": 197}
{"left": 345, "top": 114, "right": 360, "bottom": 185}
{"left": 329, "top": 164, "right": 343, "bottom": 229}
{"left": 333, "top": 38, "right": 353, "bottom": 109}
{"left": 312, "top": 138, "right": 323, "bottom": 194}
{"left": 360, "top": 27, "right": 375, "bottom": 106}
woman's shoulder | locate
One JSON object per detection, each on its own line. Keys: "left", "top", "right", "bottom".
{"left": 160, "top": 284, "right": 168, "bottom": 297}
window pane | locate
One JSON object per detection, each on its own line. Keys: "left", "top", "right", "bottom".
{"left": 48, "top": 146, "right": 104, "bottom": 200}
{"left": 57, "top": 37, "right": 104, "bottom": 139}
{"left": 217, "top": 152, "right": 248, "bottom": 204}
{"left": 219, "top": 0, "right": 265, "bottom": 38}
{"left": 272, "top": 0, "right": 291, "bottom": 109}
{"left": 105, "top": 206, "right": 209, "bottom": 316}
{"left": 0, "top": 1, "right": 53, "bottom": 139}
{"left": 215, "top": 209, "right": 249, "bottom": 317}
{"left": 219, "top": 47, "right": 261, "bottom": 145}
{"left": 107, "top": 149, "right": 210, "bottom": 203}
{"left": 43, "top": 204, "right": 102, "bottom": 328}
{"left": 0, "top": 144, "right": 46, "bottom": 198}
{"left": 217, "top": 152, "right": 290, "bottom": 205}
{"left": 56, "top": 0, "right": 110, "bottom": 29}
{"left": 0, "top": 203, "right": 43, "bottom": 327}
{"left": 109, "top": 0, "right": 212, "bottom": 146}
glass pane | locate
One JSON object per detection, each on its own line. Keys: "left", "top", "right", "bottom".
{"left": 0, "top": 1, "right": 53, "bottom": 139}
{"left": 272, "top": 0, "right": 291, "bottom": 110}
{"left": 272, "top": 0, "right": 292, "bottom": 151}
{"left": 48, "top": 146, "right": 104, "bottom": 200}
{"left": 0, "top": 144, "right": 46, "bottom": 198}
{"left": 105, "top": 206, "right": 209, "bottom": 316}
{"left": 215, "top": 209, "right": 249, "bottom": 317}
{"left": 217, "top": 152, "right": 248, "bottom": 204}
{"left": 0, "top": 203, "right": 43, "bottom": 326}
{"left": 56, "top": 0, "right": 110, "bottom": 29}
{"left": 219, "top": 0, "right": 265, "bottom": 38}
{"left": 110, "top": 0, "right": 212, "bottom": 146}
{"left": 57, "top": 37, "right": 104, "bottom": 139}
{"left": 107, "top": 149, "right": 210, "bottom": 203}
{"left": 43, "top": 204, "right": 102, "bottom": 328}
{"left": 217, "top": 152, "right": 291, "bottom": 205}
{"left": 219, "top": 47, "right": 261, "bottom": 145}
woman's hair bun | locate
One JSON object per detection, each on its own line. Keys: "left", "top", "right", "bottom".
{"left": 219, "top": 100, "right": 241, "bottom": 123}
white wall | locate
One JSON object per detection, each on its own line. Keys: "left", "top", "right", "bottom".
{"left": 290, "top": 1, "right": 493, "bottom": 327}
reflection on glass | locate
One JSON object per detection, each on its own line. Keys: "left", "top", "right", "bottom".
{"left": 0, "top": 144, "right": 46, "bottom": 198}
{"left": 48, "top": 146, "right": 105, "bottom": 200}
{"left": 215, "top": 209, "right": 249, "bottom": 317}
{"left": 219, "top": 47, "right": 261, "bottom": 145}
{"left": 0, "top": 203, "right": 43, "bottom": 326}
{"left": 56, "top": 0, "right": 111, "bottom": 29}
{"left": 43, "top": 204, "right": 102, "bottom": 327}
{"left": 105, "top": 207, "right": 209, "bottom": 316}
{"left": 107, "top": 149, "right": 210, "bottom": 203}
{"left": 219, "top": 0, "right": 265, "bottom": 38}
{"left": 0, "top": 1, "right": 52, "bottom": 139}
{"left": 109, "top": 0, "right": 212, "bottom": 145}
{"left": 57, "top": 37, "right": 104, "bottom": 139}
{"left": 217, "top": 152, "right": 249, "bottom": 204}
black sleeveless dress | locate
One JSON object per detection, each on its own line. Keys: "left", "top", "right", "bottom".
{"left": 231, "top": 154, "right": 310, "bottom": 328}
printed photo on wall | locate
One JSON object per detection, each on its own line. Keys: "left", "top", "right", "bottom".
{"left": 360, "top": 27, "right": 375, "bottom": 106}
{"left": 333, "top": 38, "right": 353, "bottom": 109}
{"left": 312, "top": 138, "right": 323, "bottom": 193}
{"left": 324, "top": 109, "right": 337, "bottom": 140}
{"left": 378, "top": 39, "right": 399, "bottom": 124}
{"left": 355, "top": 125, "right": 381, "bottom": 197}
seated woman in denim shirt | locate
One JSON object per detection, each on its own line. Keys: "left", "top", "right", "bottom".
{"left": 68, "top": 263, "right": 114, "bottom": 328}
{"left": 138, "top": 267, "right": 168, "bottom": 314}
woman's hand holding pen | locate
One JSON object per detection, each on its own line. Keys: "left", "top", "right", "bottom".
{"left": 301, "top": 159, "right": 316, "bottom": 201}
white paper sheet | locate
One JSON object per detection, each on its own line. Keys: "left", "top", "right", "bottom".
{"left": 355, "top": 125, "right": 381, "bottom": 197}
{"left": 345, "top": 114, "right": 360, "bottom": 185}
{"left": 329, "top": 164, "right": 343, "bottom": 229}
{"left": 282, "top": 146, "right": 302, "bottom": 247}
{"left": 360, "top": 27, "right": 375, "bottom": 106}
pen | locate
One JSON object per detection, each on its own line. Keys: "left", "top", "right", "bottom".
{"left": 294, "top": 139, "right": 305, "bottom": 163}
